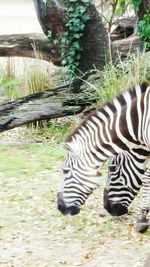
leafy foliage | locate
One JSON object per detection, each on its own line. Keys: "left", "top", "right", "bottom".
{"left": 119, "top": 0, "right": 150, "bottom": 49}
{"left": 47, "top": 0, "right": 91, "bottom": 74}
{"left": 130, "top": 0, "right": 150, "bottom": 50}
{"left": 139, "top": 14, "right": 150, "bottom": 49}
{"left": 131, "top": 0, "right": 142, "bottom": 11}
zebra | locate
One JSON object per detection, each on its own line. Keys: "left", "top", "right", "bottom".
{"left": 57, "top": 81, "right": 150, "bottom": 232}
{"left": 104, "top": 148, "right": 149, "bottom": 217}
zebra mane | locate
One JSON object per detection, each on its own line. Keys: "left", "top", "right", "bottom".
{"left": 66, "top": 81, "right": 149, "bottom": 145}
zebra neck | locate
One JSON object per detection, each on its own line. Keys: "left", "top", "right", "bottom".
{"left": 66, "top": 82, "right": 150, "bottom": 165}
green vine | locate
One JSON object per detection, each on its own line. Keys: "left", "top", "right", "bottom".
{"left": 47, "top": 0, "right": 91, "bottom": 74}
{"left": 61, "top": 0, "right": 91, "bottom": 73}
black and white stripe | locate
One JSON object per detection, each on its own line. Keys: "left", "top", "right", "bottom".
{"left": 104, "top": 148, "right": 149, "bottom": 216}
{"left": 57, "top": 81, "right": 150, "bottom": 232}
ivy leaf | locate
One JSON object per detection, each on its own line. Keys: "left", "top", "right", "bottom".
{"left": 78, "top": 24, "right": 85, "bottom": 31}
{"left": 69, "top": 50, "right": 76, "bottom": 56}
{"left": 47, "top": 30, "right": 53, "bottom": 38}
{"left": 53, "top": 39, "right": 59, "bottom": 45}
{"left": 75, "top": 54, "right": 81, "bottom": 60}
{"left": 71, "top": 42, "right": 80, "bottom": 50}
{"left": 74, "top": 33, "right": 83, "bottom": 39}
{"left": 78, "top": 6, "right": 87, "bottom": 14}
{"left": 68, "top": 7, "right": 74, "bottom": 13}
{"left": 82, "top": 14, "right": 90, "bottom": 22}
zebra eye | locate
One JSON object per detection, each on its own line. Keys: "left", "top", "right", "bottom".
{"left": 109, "top": 165, "right": 116, "bottom": 172}
{"left": 63, "top": 168, "right": 70, "bottom": 174}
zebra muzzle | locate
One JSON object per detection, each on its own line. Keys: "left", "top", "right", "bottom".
{"left": 57, "top": 192, "right": 80, "bottom": 216}
{"left": 103, "top": 188, "right": 128, "bottom": 216}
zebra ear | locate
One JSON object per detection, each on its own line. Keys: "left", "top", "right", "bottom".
{"left": 144, "top": 156, "right": 150, "bottom": 168}
{"left": 64, "top": 142, "right": 72, "bottom": 150}
{"left": 64, "top": 141, "right": 81, "bottom": 155}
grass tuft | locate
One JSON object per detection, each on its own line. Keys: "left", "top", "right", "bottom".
{"left": 84, "top": 52, "right": 150, "bottom": 107}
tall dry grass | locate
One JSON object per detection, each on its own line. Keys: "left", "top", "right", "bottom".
{"left": 0, "top": 57, "right": 66, "bottom": 100}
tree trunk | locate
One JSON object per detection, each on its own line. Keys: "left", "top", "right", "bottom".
{"left": 29, "top": 1, "right": 109, "bottom": 73}
{"left": 78, "top": 5, "right": 109, "bottom": 73}
{"left": 0, "top": 83, "right": 95, "bottom": 132}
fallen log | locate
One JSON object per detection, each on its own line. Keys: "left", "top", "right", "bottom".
{"left": 0, "top": 83, "right": 95, "bottom": 132}
{"left": 0, "top": 33, "right": 61, "bottom": 65}
{"left": 111, "top": 35, "right": 142, "bottom": 60}
{"left": 110, "top": 16, "right": 142, "bottom": 59}
{"left": 0, "top": 31, "right": 142, "bottom": 64}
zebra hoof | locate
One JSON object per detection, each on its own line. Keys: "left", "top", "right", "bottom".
{"left": 136, "top": 219, "right": 150, "bottom": 233}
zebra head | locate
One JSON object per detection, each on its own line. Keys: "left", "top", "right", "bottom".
{"left": 104, "top": 153, "right": 142, "bottom": 216}
{"left": 57, "top": 141, "right": 100, "bottom": 216}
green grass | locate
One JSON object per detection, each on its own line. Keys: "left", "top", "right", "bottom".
{"left": 0, "top": 142, "right": 64, "bottom": 177}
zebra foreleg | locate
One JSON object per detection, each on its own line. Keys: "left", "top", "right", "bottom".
{"left": 136, "top": 167, "right": 150, "bottom": 233}
{"left": 136, "top": 208, "right": 149, "bottom": 233}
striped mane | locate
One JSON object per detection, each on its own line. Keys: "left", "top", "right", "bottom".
{"left": 66, "top": 81, "right": 149, "bottom": 145}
